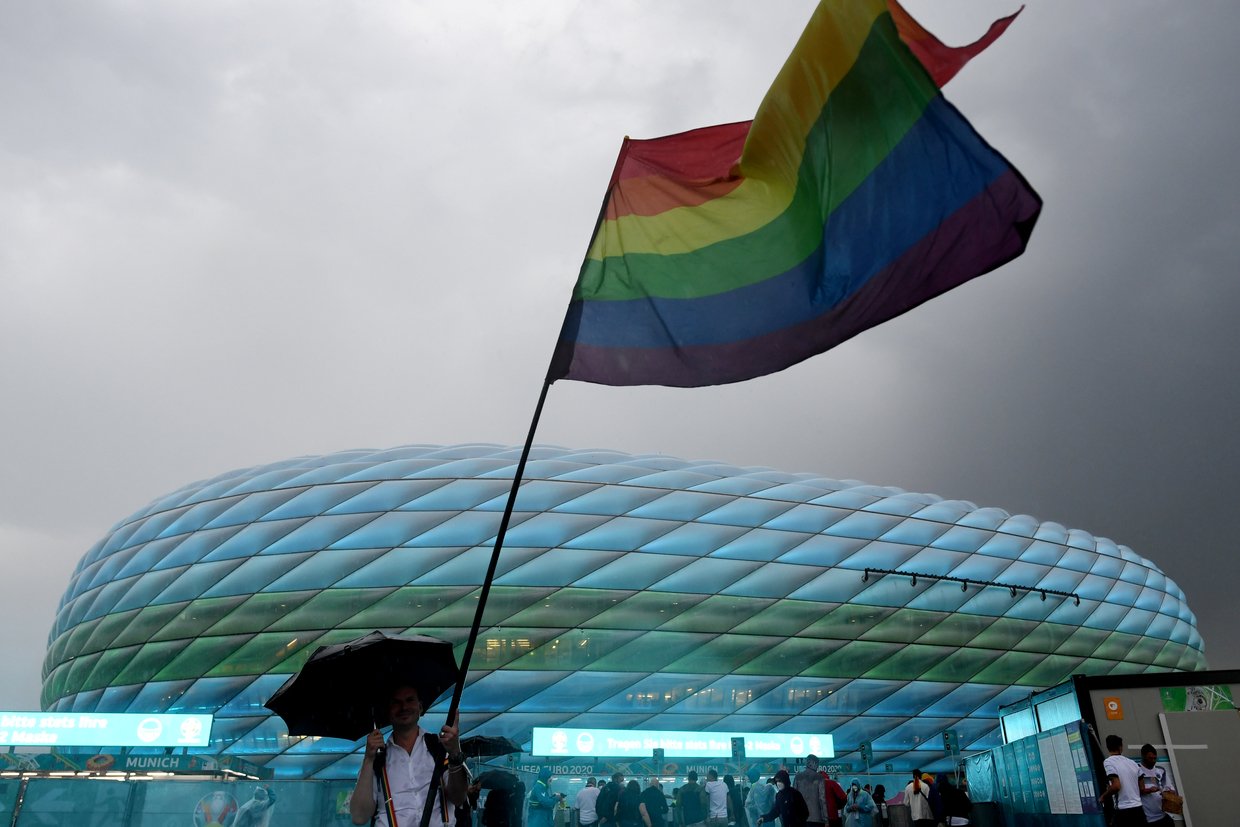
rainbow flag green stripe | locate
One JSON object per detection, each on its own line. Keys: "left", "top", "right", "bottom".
{"left": 549, "top": 0, "right": 1040, "bottom": 387}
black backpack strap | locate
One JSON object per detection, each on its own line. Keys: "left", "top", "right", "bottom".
{"left": 419, "top": 733, "right": 449, "bottom": 827}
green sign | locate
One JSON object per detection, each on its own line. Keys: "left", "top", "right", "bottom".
{"left": 1160, "top": 685, "right": 1236, "bottom": 712}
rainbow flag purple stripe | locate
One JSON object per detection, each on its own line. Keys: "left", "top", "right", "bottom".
{"left": 548, "top": 0, "right": 1041, "bottom": 387}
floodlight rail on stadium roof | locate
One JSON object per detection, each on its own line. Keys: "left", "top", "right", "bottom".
{"left": 861, "top": 567, "right": 1081, "bottom": 605}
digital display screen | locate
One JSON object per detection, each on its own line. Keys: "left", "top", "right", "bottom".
{"left": 532, "top": 727, "right": 833, "bottom": 758}
{"left": 0, "top": 711, "right": 213, "bottom": 748}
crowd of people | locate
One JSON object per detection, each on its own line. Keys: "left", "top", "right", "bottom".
{"left": 348, "top": 684, "right": 987, "bottom": 827}
{"left": 539, "top": 757, "right": 971, "bottom": 827}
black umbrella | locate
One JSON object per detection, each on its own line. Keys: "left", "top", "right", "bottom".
{"left": 265, "top": 630, "right": 460, "bottom": 741}
{"left": 460, "top": 735, "right": 523, "bottom": 759}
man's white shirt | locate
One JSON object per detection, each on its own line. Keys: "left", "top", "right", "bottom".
{"left": 372, "top": 736, "right": 455, "bottom": 827}
{"left": 577, "top": 786, "right": 602, "bottom": 824}
{"left": 1103, "top": 754, "right": 1143, "bottom": 811}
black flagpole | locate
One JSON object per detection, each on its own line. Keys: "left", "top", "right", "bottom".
{"left": 442, "top": 136, "right": 628, "bottom": 727}
{"left": 444, "top": 378, "right": 552, "bottom": 727}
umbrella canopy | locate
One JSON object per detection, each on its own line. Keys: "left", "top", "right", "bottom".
{"left": 265, "top": 630, "right": 459, "bottom": 741}
{"left": 460, "top": 735, "right": 523, "bottom": 759}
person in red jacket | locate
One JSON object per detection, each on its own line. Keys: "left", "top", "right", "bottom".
{"left": 818, "top": 770, "right": 846, "bottom": 827}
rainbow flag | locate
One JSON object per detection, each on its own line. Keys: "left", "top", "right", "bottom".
{"left": 548, "top": 0, "right": 1041, "bottom": 388}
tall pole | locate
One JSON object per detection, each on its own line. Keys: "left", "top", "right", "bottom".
{"left": 445, "top": 379, "right": 552, "bottom": 726}
{"left": 443, "top": 133, "right": 621, "bottom": 728}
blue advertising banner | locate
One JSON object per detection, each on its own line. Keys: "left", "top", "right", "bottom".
{"left": 0, "top": 711, "right": 212, "bottom": 748}
{"left": 532, "top": 727, "right": 834, "bottom": 758}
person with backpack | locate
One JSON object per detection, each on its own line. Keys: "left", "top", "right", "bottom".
{"left": 598, "top": 773, "right": 626, "bottom": 827}
{"left": 350, "top": 684, "right": 470, "bottom": 827}
{"left": 755, "top": 770, "right": 808, "bottom": 827}
{"left": 679, "top": 772, "right": 709, "bottom": 827}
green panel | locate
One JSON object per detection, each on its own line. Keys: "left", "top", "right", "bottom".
{"left": 916, "top": 613, "right": 994, "bottom": 647}
{"left": 504, "top": 588, "right": 640, "bottom": 628}
{"left": 1124, "top": 636, "right": 1166, "bottom": 666}
{"left": 1019, "top": 655, "right": 1083, "bottom": 687}
{"left": 659, "top": 595, "right": 777, "bottom": 633}
{"left": 664, "top": 633, "right": 784, "bottom": 674}
{"left": 863, "top": 643, "right": 956, "bottom": 680}
{"left": 466, "top": 627, "right": 570, "bottom": 674}
{"left": 801, "top": 604, "right": 895, "bottom": 640}
{"left": 971, "top": 651, "right": 1046, "bottom": 685}
{"left": 150, "top": 596, "right": 250, "bottom": 642}
{"left": 206, "top": 590, "right": 319, "bottom": 635}
{"left": 113, "top": 639, "right": 193, "bottom": 685}
{"left": 968, "top": 618, "right": 1040, "bottom": 650}
{"left": 587, "top": 592, "right": 707, "bottom": 630}
{"left": 59, "top": 620, "right": 102, "bottom": 662}
{"left": 1055, "top": 626, "right": 1112, "bottom": 658}
{"left": 61, "top": 651, "right": 103, "bottom": 697}
{"left": 155, "top": 633, "right": 256, "bottom": 680}
{"left": 1075, "top": 657, "right": 1120, "bottom": 676}
{"left": 79, "top": 644, "right": 143, "bottom": 692}
{"left": 111, "top": 602, "right": 190, "bottom": 647}
{"left": 737, "top": 637, "right": 845, "bottom": 676}
{"left": 919, "top": 647, "right": 1004, "bottom": 683}
{"left": 1092, "top": 632, "right": 1140, "bottom": 662}
{"left": 207, "top": 631, "right": 325, "bottom": 677}
{"left": 79, "top": 608, "right": 141, "bottom": 656}
{"left": 586, "top": 631, "right": 715, "bottom": 672}
{"left": 505, "top": 628, "right": 643, "bottom": 671}
{"left": 1011, "top": 621, "right": 1077, "bottom": 654}
{"left": 43, "top": 663, "right": 71, "bottom": 705}
{"left": 802, "top": 640, "right": 903, "bottom": 678}
{"left": 1152, "top": 642, "right": 1184, "bottom": 669}
{"left": 44, "top": 630, "right": 76, "bottom": 673}
{"left": 733, "top": 599, "right": 839, "bottom": 637}
{"left": 345, "top": 585, "right": 475, "bottom": 629}
{"left": 267, "top": 588, "right": 397, "bottom": 632}
{"left": 862, "top": 610, "right": 951, "bottom": 644}
{"left": 421, "top": 586, "right": 556, "bottom": 626}
{"left": 1176, "top": 646, "right": 1207, "bottom": 670}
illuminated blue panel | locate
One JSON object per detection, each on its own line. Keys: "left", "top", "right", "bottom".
{"left": 564, "top": 517, "right": 675, "bottom": 552}
{"left": 328, "top": 480, "right": 446, "bottom": 514}
{"left": 513, "top": 673, "right": 639, "bottom": 712}
{"left": 711, "top": 530, "right": 810, "bottom": 562}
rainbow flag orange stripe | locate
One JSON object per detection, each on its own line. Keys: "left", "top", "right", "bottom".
{"left": 548, "top": 0, "right": 1041, "bottom": 387}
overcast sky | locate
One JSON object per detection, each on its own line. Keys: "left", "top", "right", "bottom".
{"left": 3, "top": 0, "right": 1238, "bottom": 710}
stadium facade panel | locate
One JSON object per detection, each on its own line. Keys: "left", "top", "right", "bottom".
{"left": 43, "top": 445, "right": 1205, "bottom": 779}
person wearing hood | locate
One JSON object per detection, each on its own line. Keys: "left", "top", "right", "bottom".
{"left": 755, "top": 771, "right": 808, "bottom": 827}
{"left": 841, "top": 781, "right": 874, "bottom": 827}
{"left": 529, "top": 768, "right": 557, "bottom": 827}
{"left": 744, "top": 769, "right": 777, "bottom": 827}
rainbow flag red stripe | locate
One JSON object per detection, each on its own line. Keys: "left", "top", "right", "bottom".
{"left": 548, "top": 0, "right": 1041, "bottom": 387}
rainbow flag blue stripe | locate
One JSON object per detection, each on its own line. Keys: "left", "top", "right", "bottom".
{"left": 548, "top": 0, "right": 1040, "bottom": 387}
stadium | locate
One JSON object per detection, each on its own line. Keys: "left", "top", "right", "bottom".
{"left": 43, "top": 444, "right": 1205, "bottom": 779}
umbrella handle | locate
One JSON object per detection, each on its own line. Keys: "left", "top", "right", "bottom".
{"left": 371, "top": 712, "right": 386, "bottom": 770}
